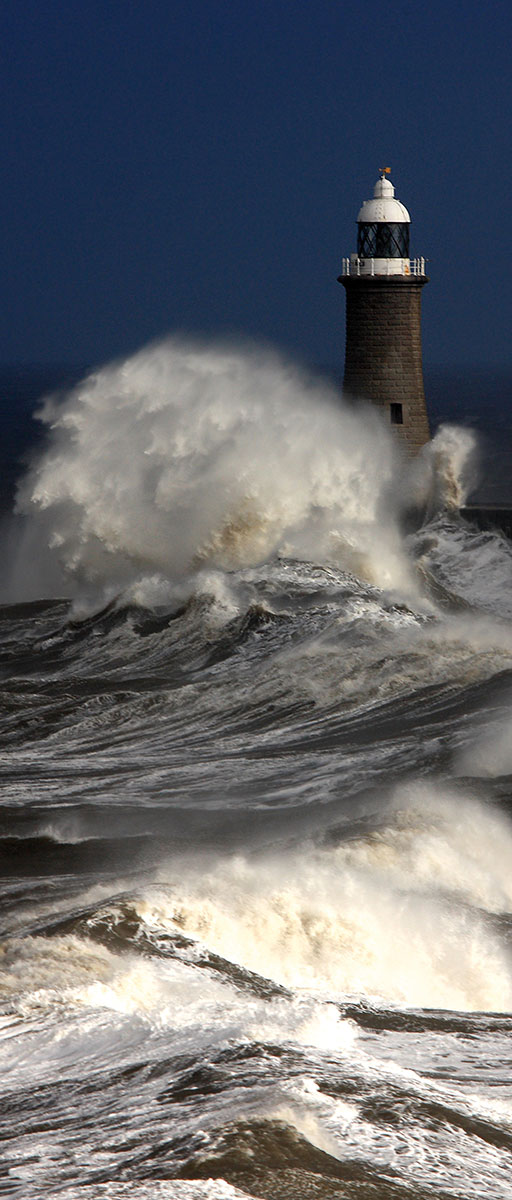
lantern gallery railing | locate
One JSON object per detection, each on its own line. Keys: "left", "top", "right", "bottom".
{"left": 340, "top": 257, "right": 427, "bottom": 277}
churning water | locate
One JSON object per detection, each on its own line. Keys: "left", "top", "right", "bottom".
{"left": 1, "top": 340, "right": 511, "bottom": 1199}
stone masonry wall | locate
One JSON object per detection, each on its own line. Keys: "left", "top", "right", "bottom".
{"left": 340, "top": 275, "right": 430, "bottom": 454}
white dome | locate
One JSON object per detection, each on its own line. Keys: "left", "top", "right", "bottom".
{"left": 357, "top": 175, "right": 410, "bottom": 224}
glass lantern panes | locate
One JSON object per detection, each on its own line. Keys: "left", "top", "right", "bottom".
{"left": 357, "top": 223, "right": 409, "bottom": 259}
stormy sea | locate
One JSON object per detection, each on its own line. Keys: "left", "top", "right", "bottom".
{"left": 1, "top": 341, "right": 512, "bottom": 1200}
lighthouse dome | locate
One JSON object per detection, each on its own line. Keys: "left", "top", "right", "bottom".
{"left": 357, "top": 175, "right": 410, "bottom": 224}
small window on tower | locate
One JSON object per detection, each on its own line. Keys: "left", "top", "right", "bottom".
{"left": 390, "top": 403, "right": 403, "bottom": 425}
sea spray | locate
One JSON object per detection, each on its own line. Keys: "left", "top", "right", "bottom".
{"left": 406, "top": 422, "right": 478, "bottom": 517}
{"left": 8, "top": 339, "right": 413, "bottom": 604}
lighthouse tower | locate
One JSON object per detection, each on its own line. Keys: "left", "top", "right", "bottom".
{"left": 339, "top": 169, "right": 430, "bottom": 453}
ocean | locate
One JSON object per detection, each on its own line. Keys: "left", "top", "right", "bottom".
{"left": 1, "top": 340, "right": 512, "bottom": 1200}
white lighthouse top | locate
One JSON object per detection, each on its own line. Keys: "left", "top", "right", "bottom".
{"left": 341, "top": 169, "right": 426, "bottom": 279}
{"left": 357, "top": 174, "right": 410, "bottom": 224}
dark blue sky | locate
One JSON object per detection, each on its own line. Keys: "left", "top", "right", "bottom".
{"left": 2, "top": 0, "right": 511, "bottom": 369}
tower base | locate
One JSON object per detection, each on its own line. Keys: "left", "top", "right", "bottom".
{"left": 340, "top": 275, "right": 430, "bottom": 454}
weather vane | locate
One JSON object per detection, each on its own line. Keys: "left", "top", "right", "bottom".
{"left": 379, "top": 166, "right": 391, "bottom": 177}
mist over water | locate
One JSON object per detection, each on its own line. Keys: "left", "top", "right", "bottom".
{"left": 2, "top": 339, "right": 512, "bottom": 1200}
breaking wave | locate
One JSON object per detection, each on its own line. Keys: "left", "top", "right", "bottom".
{"left": 5, "top": 336, "right": 512, "bottom": 1200}
{"left": 6, "top": 338, "right": 475, "bottom": 607}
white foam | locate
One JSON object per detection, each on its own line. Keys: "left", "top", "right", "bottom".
{"left": 137, "top": 787, "right": 512, "bottom": 1012}
{"left": 55, "top": 1184, "right": 257, "bottom": 1200}
{"left": 0, "top": 920, "right": 356, "bottom": 1099}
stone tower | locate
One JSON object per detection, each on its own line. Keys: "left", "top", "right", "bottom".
{"left": 338, "top": 169, "right": 430, "bottom": 453}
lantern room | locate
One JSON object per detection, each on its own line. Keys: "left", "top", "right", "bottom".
{"left": 344, "top": 169, "right": 418, "bottom": 277}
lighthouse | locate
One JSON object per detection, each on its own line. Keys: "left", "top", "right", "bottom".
{"left": 339, "top": 169, "right": 430, "bottom": 453}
